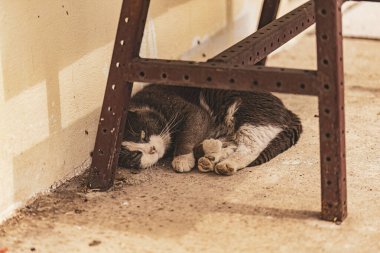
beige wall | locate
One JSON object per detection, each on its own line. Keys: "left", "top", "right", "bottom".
{"left": 0, "top": 0, "right": 264, "bottom": 221}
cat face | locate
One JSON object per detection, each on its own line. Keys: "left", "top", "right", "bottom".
{"left": 119, "top": 109, "right": 171, "bottom": 169}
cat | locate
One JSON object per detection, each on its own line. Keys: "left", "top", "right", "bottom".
{"left": 118, "top": 84, "right": 302, "bottom": 175}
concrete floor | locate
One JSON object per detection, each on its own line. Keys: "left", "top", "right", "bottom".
{"left": 1, "top": 36, "right": 379, "bottom": 253}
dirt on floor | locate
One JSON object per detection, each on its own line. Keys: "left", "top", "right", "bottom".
{"left": 0, "top": 36, "right": 380, "bottom": 253}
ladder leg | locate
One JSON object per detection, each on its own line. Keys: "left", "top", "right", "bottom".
{"left": 315, "top": 0, "right": 347, "bottom": 222}
{"left": 256, "top": 0, "right": 281, "bottom": 65}
{"left": 88, "top": 0, "right": 150, "bottom": 190}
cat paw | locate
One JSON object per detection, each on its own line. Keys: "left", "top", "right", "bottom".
{"left": 202, "top": 139, "right": 223, "bottom": 154}
{"left": 214, "top": 161, "right": 238, "bottom": 176}
{"left": 197, "top": 157, "right": 214, "bottom": 173}
{"left": 172, "top": 153, "right": 195, "bottom": 173}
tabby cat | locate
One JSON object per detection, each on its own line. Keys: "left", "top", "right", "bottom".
{"left": 118, "top": 84, "right": 302, "bottom": 175}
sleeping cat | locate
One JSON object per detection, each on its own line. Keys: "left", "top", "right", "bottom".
{"left": 118, "top": 84, "right": 302, "bottom": 175}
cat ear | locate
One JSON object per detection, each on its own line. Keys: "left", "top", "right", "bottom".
{"left": 128, "top": 108, "right": 140, "bottom": 113}
{"left": 128, "top": 107, "right": 151, "bottom": 113}
{"left": 127, "top": 110, "right": 139, "bottom": 119}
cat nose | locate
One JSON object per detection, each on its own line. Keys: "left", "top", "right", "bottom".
{"left": 149, "top": 146, "right": 157, "bottom": 154}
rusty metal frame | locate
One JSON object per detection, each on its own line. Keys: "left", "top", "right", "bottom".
{"left": 256, "top": 0, "right": 281, "bottom": 65}
{"left": 86, "top": 0, "right": 371, "bottom": 222}
{"left": 88, "top": 0, "right": 150, "bottom": 190}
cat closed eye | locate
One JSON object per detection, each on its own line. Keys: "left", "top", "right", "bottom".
{"left": 140, "top": 130, "right": 149, "bottom": 142}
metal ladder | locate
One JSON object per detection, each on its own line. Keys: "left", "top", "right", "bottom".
{"left": 87, "top": 0, "right": 367, "bottom": 222}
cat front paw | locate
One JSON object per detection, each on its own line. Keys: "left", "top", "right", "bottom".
{"left": 197, "top": 157, "right": 215, "bottom": 173}
{"left": 172, "top": 153, "right": 195, "bottom": 173}
{"left": 202, "top": 139, "right": 223, "bottom": 154}
{"left": 214, "top": 161, "right": 238, "bottom": 176}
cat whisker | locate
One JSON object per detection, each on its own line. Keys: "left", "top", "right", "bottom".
{"left": 160, "top": 115, "right": 182, "bottom": 137}
{"left": 161, "top": 113, "right": 180, "bottom": 134}
{"left": 127, "top": 120, "right": 138, "bottom": 135}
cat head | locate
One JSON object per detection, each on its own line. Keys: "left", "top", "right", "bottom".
{"left": 119, "top": 108, "right": 171, "bottom": 169}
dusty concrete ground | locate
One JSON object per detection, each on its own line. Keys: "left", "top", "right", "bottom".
{"left": 1, "top": 35, "right": 379, "bottom": 253}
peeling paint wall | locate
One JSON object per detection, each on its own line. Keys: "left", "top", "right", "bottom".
{"left": 0, "top": 0, "right": 262, "bottom": 221}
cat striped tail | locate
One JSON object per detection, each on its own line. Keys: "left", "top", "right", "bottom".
{"left": 250, "top": 112, "right": 302, "bottom": 166}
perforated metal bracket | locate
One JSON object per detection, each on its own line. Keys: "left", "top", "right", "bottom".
{"left": 210, "top": 1, "right": 315, "bottom": 65}
{"left": 126, "top": 59, "right": 318, "bottom": 96}
{"left": 88, "top": 0, "right": 150, "bottom": 190}
{"left": 316, "top": 0, "right": 347, "bottom": 222}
